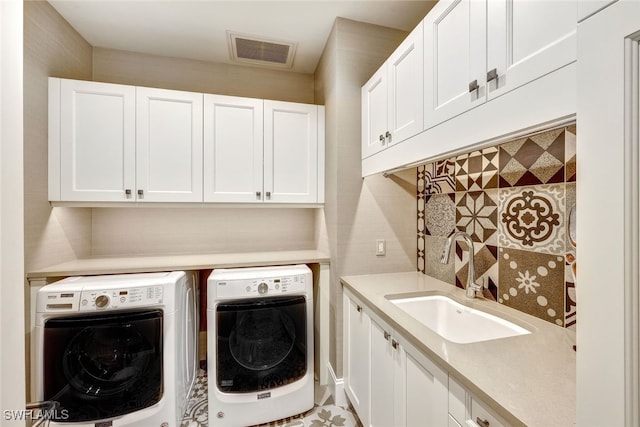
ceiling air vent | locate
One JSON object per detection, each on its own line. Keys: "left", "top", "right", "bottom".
{"left": 227, "top": 31, "right": 296, "bottom": 69}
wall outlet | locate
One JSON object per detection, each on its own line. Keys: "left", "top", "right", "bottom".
{"left": 376, "top": 239, "right": 386, "bottom": 256}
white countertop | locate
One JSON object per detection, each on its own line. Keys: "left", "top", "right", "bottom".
{"left": 27, "top": 250, "right": 330, "bottom": 279}
{"left": 341, "top": 271, "right": 576, "bottom": 427}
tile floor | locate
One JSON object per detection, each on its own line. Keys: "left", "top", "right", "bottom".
{"left": 181, "top": 370, "right": 361, "bottom": 427}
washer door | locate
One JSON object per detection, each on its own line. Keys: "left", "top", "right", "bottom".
{"left": 42, "top": 310, "right": 163, "bottom": 422}
{"left": 216, "top": 296, "right": 307, "bottom": 393}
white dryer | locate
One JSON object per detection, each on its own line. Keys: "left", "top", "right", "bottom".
{"left": 34, "top": 271, "right": 198, "bottom": 426}
{"left": 207, "top": 265, "right": 314, "bottom": 427}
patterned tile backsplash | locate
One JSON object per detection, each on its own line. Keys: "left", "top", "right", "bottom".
{"left": 417, "top": 124, "right": 577, "bottom": 329}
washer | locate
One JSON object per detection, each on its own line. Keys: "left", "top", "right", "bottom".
{"left": 34, "top": 271, "right": 198, "bottom": 426}
{"left": 207, "top": 265, "right": 313, "bottom": 427}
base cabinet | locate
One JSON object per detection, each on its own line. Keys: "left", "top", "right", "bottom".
{"left": 343, "top": 289, "right": 449, "bottom": 427}
{"left": 448, "top": 376, "right": 509, "bottom": 427}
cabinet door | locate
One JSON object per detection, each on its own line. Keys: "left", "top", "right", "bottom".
{"left": 401, "top": 338, "right": 449, "bottom": 427}
{"left": 486, "top": 0, "right": 577, "bottom": 100}
{"left": 343, "top": 292, "right": 371, "bottom": 426}
{"left": 136, "top": 87, "right": 203, "bottom": 202}
{"left": 58, "top": 79, "right": 136, "bottom": 202}
{"left": 387, "top": 21, "right": 424, "bottom": 146}
{"left": 361, "top": 67, "right": 389, "bottom": 159}
{"left": 424, "top": 0, "right": 486, "bottom": 130}
{"left": 370, "top": 318, "right": 397, "bottom": 427}
{"left": 264, "top": 101, "right": 318, "bottom": 203}
{"left": 203, "top": 95, "right": 263, "bottom": 202}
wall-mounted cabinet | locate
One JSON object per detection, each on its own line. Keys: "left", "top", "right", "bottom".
{"left": 343, "top": 288, "right": 449, "bottom": 427}
{"left": 361, "top": 22, "right": 423, "bottom": 159}
{"left": 424, "top": 0, "right": 577, "bottom": 130}
{"left": 362, "top": 0, "right": 577, "bottom": 176}
{"left": 49, "top": 78, "right": 324, "bottom": 205}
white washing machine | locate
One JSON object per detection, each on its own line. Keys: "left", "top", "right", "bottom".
{"left": 34, "top": 271, "right": 198, "bottom": 426}
{"left": 207, "top": 265, "right": 313, "bottom": 427}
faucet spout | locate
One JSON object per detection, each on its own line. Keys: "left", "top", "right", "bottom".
{"left": 440, "top": 231, "right": 482, "bottom": 298}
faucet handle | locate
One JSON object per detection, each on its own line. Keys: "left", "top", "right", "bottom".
{"left": 470, "top": 276, "right": 485, "bottom": 291}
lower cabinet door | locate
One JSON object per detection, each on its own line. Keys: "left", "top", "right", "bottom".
{"left": 370, "top": 318, "right": 397, "bottom": 427}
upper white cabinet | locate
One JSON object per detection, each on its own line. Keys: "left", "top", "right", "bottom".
{"left": 203, "top": 94, "right": 264, "bottom": 203}
{"left": 136, "top": 87, "right": 203, "bottom": 203}
{"left": 50, "top": 78, "right": 324, "bottom": 205}
{"left": 362, "top": 22, "right": 424, "bottom": 159}
{"left": 51, "top": 78, "right": 136, "bottom": 202}
{"left": 424, "top": 0, "right": 577, "bottom": 130}
{"left": 264, "top": 100, "right": 322, "bottom": 203}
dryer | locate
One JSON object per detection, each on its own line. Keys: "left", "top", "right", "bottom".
{"left": 207, "top": 265, "right": 313, "bottom": 427}
{"left": 34, "top": 271, "right": 198, "bottom": 426}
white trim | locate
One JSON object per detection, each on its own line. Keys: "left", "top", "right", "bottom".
{"left": 624, "top": 32, "right": 640, "bottom": 427}
{"left": 328, "top": 363, "right": 347, "bottom": 409}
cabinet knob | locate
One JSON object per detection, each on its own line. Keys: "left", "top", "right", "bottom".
{"left": 256, "top": 191, "right": 261, "bottom": 198}
{"left": 468, "top": 79, "right": 479, "bottom": 93}
{"left": 125, "top": 189, "right": 132, "bottom": 198}
{"left": 487, "top": 68, "right": 498, "bottom": 84}
{"left": 476, "top": 418, "right": 490, "bottom": 427}
{"left": 137, "top": 189, "right": 144, "bottom": 197}
{"left": 383, "top": 331, "right": 391, "bottom": 341}
{"left": 266, "top": 191, "right": 271, "bottom": 199}
{"left": 356, "top": 305, "right": 362, "bottom": 313}
{"left": 379, "top": 134, "right": 385, "bottom": 144}
{"left": 391, "top": 339, "right": 399, "bottom": 350}
{"left": 385, "top": 131, "right": 392, "bottom": 143}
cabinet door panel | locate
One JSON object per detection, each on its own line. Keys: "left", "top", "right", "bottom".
{"left": 59, "top": 79, "right": 135, "bottom": 201}
{"left": 388, "top": 21, "right": 424, "bottom": 145}
{"left": 343, "top": 293, "right": 370, "bottom": 426}
{"left": 362, "top": 68, "right": 388, "bottom": 159}
{"left": 136, "top": 87, "right": 203, "bottom": 202}
{"left": 405, "top": 352, "right": 449, "bottom": 427}
{"left": 370, "top": 320, "right": 395, "bottom": 427}
{"left": 204, "top": 95, "right": 263, "bottom": 202}
{"left": 424, "top": 0, "right": 486, "bottom": 129}
{"left": 264, "top": 101, "right": 318, "bottom": 203}
{"left": 487, "top": 0, "right": 576, "bottom": 100}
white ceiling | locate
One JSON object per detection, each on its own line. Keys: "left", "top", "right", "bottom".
{"left": 47, "top": 0, "right": 436, "bottom": 74}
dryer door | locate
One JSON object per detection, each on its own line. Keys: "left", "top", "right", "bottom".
{"left": 42, "top": 310, "right": 163, "bottom": 422}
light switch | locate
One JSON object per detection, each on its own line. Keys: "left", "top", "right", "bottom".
{"left": 376, "top": 239, "right": 386, "bottom": 256}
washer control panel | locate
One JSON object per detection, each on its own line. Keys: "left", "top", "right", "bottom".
{"left": 78, "top": 285, "right": 164, "bottom": 311}
{"left": 215, "top": 274, "right": 307, "bottom": 299}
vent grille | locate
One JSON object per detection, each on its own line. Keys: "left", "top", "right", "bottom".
{"left": 228, "top": 32, "right": 296, "bottom": 69}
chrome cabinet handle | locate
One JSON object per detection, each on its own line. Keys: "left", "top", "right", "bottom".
{"left": 125, "top": 189, "right": 132, "bottom": 198}
{"left": 468, "top": 79, "right": 479, "bottom": 93}
{"left": 266, "top": 191, "right": 271, "bottom": 199}
{"left": 476, "top": 418, "right": 490, "bottom": 427}
{"left": 383, "top": 331, "right": 391, "bottom": 341}
{"left": 256, "top": 191, "right": 261, "bottom": 198}
{"left": 385, "top": 131, "right": 391, "bottom": 143}
{"left": 379, "top": 134, "right": 385, "bottom": 144}
{"left": 137, "top": 189, "right": 144, "bottom": 197}
{"left": 487, "top": 68, "right": 498, "bottom": 84}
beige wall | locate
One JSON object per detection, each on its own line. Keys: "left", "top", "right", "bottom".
{"left": 93, "top": 47, "right": 315, "bottom": 104}
{"left": 24, "top": 1, "right": 93, "bottom": 273}
{"left": 315, "top": 18, "right": 417, "bottom": 377}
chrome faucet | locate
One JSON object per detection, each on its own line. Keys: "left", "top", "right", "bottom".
{"left": 440, "top": 231, "right": 483, "bottom": 299}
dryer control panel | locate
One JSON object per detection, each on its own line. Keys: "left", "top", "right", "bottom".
{"left": 214, "top": 274, "right": 308, "bottom": 299}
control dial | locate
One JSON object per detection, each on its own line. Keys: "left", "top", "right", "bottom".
{"left": 95, "top": 294, "right": 110, "bottom": 308}
{"left": 257, "top": 282, "right": 268, "bottom": 295}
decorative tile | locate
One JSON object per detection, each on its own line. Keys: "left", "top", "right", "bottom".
{"left": 455, "top": 190, "right": 498, "bottom": 245}
{"left": 565, "top": 182, "right": 576, "bottom": 330}
{"left": 455, "top": 242, "right": 498, "bottom": 301}
{"left": 425, "top": 235, "right": 455, "bottom": 284}
{"left": 417, "top": 232, "right": 425, "bottom": 274}
{"left": 498, "top": 184, "right": 566, "bottom": 255}
{"left": 565, "top": 124, "right": 577, "bottom": 182}
{"left": 498, "top": 248, "right": 565, "bottom": 326}
{"left": 499, "top": 127, "right": 565, "bottom": 188}
{"left": 424, "top": 159, "right": 455, "bottom": 194}
{"left": 455, "top": 147, "right": 499, "bottom": 191}
{"left": 425, "top": 194, "right": 455, "bottom": 237}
